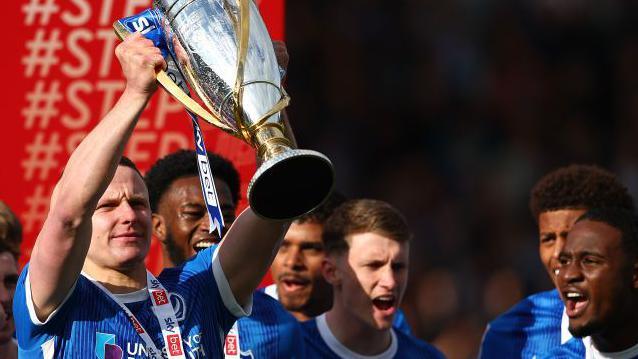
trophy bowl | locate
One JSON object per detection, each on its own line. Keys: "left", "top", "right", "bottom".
{"left": 152, "top": 0, "right": 334, "bottom": 220}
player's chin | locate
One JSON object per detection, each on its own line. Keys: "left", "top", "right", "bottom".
{"left": 370, "top": 314, "right": 394, "bottom": 331}
{"left": 568, "top": 318, "right": 597, "bottom": 338}
{"left": 112, "top": 247, "right": 148, "bottom": 265}
{"left": 279, "top": 295, "right": 308, "bottom": 312}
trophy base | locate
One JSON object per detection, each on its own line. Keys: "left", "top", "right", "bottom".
{"left": 248, "top": 149, "right": 335, "bottom": 220}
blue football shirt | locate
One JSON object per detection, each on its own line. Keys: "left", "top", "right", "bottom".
{"left": 479, "top": 289, "right": 585, "bottom": 358}
{"left": 236, "top": 291, "right": 304, "bottom": 358}
{"left": 539, "top": 338, "right": 594, "bottom": 359}
{"left": 301, "top": 314, "right": 443, "bottom": 359}
{"left": 14, "top": 246, "right": 249, "bottom": 358}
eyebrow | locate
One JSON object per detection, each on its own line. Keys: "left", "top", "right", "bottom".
{"left": 578, "top": 250, "right": 606, "bottom": 257}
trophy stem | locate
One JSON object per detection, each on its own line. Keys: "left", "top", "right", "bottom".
{"left": 252, "top": 123, "right": 290, "bottom": 159}
{"left": 248, "top": 126, "right": 334, "bottom": 220}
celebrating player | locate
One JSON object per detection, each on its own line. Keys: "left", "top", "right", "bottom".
{"left": 544, "top": 207, "right": 638, "bottom": 357}
{"left": 146, "top": 149, "right": 304, "bottom": 358}
{"left": 13, "top": 34, "right": 290, "bottom": 358}
{"left": 480, "top": 165, "right": 634, "bottom": 358}
{"left": 264, "top": 193, "right": 414, "bottom": 334}
{"left": 264, "top": 192, "right": 345, "bottom": 320}
{"left": 302, "top": 199, "right": 443, "bottom": 358}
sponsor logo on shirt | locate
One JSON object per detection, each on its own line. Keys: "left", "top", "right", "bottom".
{"left": 167, "top": 334, "right": 184, "bottom": 356}
{"left": 152, "top": 290, "right": 169, "bottom": 306}
{"left": 96, "top": 332, "right": 123, "bottom": 359}
{"left": 170, "top": 293, "right": 187, "bottom": 322}
{"left": 225, "top": 334, "right": 238, "bottom": 356}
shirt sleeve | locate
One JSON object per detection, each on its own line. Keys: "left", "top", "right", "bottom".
{"left": 177, "top": 243, "right": 253, "bottom": 340}
{"left": 13, "top": 264, "right": 77, "bottom": 354}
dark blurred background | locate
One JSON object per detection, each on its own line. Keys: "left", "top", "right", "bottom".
{"left": 284, "top": 1, "right": 638, "bottom": 357}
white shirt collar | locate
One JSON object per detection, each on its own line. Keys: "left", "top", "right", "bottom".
{"left": 81, "top": 272, "right": 149, "bottom": 303}
{"left": 316, "top": 313, "right": 398, "bottom": 359}
{"left": 264, "top": 284, "right": 278, "bottom": 300}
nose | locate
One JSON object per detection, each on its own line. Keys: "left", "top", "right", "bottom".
{"left": 558, "top": 259, "right": 583, "bottom": 285}
{"left": 198, "top": 213, "right": 211, "bottom": 232}
{"left": 550, "top": 235, "right": 568, "bottom": 268}
{"left": 283, "top": 246, "right": 304, "bottom": 270}
{"left": 118, "top": 201, "right": 137, "bottom": 224}
{"left": 378, "top": 265, "right": 397, "bottom": 290}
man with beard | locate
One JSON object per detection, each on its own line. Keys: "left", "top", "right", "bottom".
{"left": 13, "top": 34, "right": 291, "bottom": 358}
{"left": 480, "top": 165, "right": 635, "bottom": 358}
{"left": 544, "top": 207, "right": 638, "bottom": 358}
{"left": 302, "top": 199, "right": 443, "bottom": 358}
{"left": 264, "top": 192, "right": 345, "bottom": 321}
{"left": 146, "top": 149, "right": 303, "bottom": 358}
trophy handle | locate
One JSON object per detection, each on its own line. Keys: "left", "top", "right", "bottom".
{"left": 112, "top": 21, "right": 236, "bottom": 134}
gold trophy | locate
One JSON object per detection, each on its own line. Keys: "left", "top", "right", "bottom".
{"left": 114, "top": 1, "right": 334, "bottom": 220}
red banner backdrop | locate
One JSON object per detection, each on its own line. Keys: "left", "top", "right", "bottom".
{"left": 0, "top": 0, "right": 284, "bottom": 276}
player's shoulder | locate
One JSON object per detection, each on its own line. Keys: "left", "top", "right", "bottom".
{"left": 394, "top": 328, "right": 445, "bottom": 358}
{"left": 479, "top": 289, "right": 564, "bottom": 358}
{"left": 489, "top": 289, "right": 562, "bottom": 329}
{"left": 252, "top": 290, "right": 286, "bottom": 312}
{"left": 248, "top": 290, "right": 298, "bottom": 324}
{"left": 300, "top": 317, "right": 322, "bottom": 342}
{"left": 525, "top": 289, "right": 563, "bottom": 310}
{"left": 300, "top": 317, "right": 319, "bottom": 332}
{"left": 158, "top": 245, "right": 217, "bottom": 280}
{"left": 393, "top": 308, "right": 412, "bottom": 335}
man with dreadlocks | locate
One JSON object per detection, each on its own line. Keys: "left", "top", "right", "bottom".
{"left": 479, "top": 164, "right": 635, "bottom": 358}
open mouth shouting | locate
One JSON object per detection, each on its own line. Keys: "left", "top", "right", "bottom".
{"left": 562, "top": 288, "right": 589, "bottom": 318}
{"left": 372, "top": 294, "right": 397, "bottom": 316}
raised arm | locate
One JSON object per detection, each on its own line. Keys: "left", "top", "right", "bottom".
{"left": 28, "top": 33, "right": 165, "bottom": 321}
{"left": 217, "top": 209, "right": 290, "bottom": 307}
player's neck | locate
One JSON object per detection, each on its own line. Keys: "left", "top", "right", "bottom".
{"left": 592, "top": 310, "right": 638, "bottom": 353}
{"left": 83, "top": 260, "right": 147, "bottom": 294}
{"left": 290, "top": 310, "right": 314, "bottom": 322}
{"left": 325, "top": 302, "right": 392, "bottom": 356}
{"left": 161, "top": 248, "right": 177, "bottom": 268}
{"left": 592, "top": 328, "right": 638, "bottom": 353}
{"left": 294, "top": 299, "right": 332, "bottom": 321}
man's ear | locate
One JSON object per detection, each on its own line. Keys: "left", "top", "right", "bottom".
{"left": 152, "top": 213, "right": 167, "bottom": 243}
{"left": 322, "top": 255, "right": 340, "bottom": 286}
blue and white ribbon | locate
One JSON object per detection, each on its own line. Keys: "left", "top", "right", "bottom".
{"left": 117, "top": 9, "right": 225, "bottom": 236}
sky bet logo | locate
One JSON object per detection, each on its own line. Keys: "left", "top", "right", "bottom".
{"left": 96, "top": 333, "right": 123, "bottom": 359}
{"left": 167, "top": 334, "right": 184, "bottom": 356}
{"left": 129, "top": 315, "right": 145, "bottom": 334}
{"left": 152, "top": 289, "right": 169, "bottom": 306}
